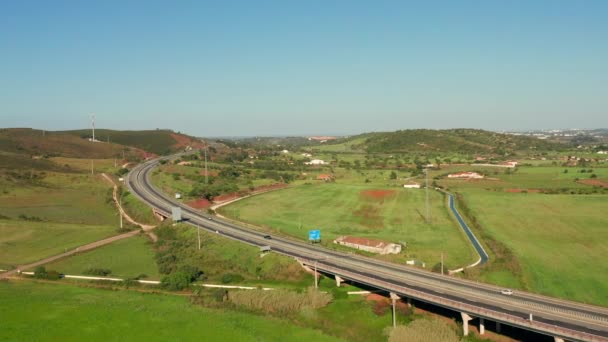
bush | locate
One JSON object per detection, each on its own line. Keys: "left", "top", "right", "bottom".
{"left": 34, "top": 266, "right": 47, "bottom": 279}
{"left": 221, "top": 273, "right": 244, "bottom": 284}
{"left": 161, "top": 271, "right": 192, "bottom": 291}
{"left": 83, "top": 268, "right": 112, "bottom": 276}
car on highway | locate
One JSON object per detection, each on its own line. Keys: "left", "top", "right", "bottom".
{"left": 500, "top": 289, "right": 514, "bottom": 295}
{"left": 263, "top": 235, "right": 272, "bottom": 240}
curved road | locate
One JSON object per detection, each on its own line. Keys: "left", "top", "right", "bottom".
{"left": 128, "top": 157, "right": 608, "bottom": 342}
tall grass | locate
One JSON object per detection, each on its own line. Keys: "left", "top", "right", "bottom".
{"left": 385, "top": 319, "right": 460, "bottom": 342}
{"left": 228, "top": 288, "right": 332, "bottom": 314}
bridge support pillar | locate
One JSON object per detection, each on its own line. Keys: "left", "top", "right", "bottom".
{"left": 390, "top": 292, "right": 400, "bottom": 328}
{"left": 460, "top": 313, "right": 472, "bottom": 336}
{"left": 553, "top": 338, "right": 565, "bottom": 342}
{"left": 335, "top": 275, "right": 344, "bottom": 287}
{"left": 496, "top": 321, "right": 501, "bottom": 333}
{"left": 479, "top": 318, "right": 485, "bottom": 335}
{"left": 406, "top": 297, "right": 411, "bottom": 308}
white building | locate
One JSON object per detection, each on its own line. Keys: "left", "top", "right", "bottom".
{"left": 305, "top": 159, "right": 327, "bottom": 165}
{"left": 447, "top": 172, "right": 484, "bottom": 179}
{"left": 403, "top": 182, "right": 421, "bottom": 189}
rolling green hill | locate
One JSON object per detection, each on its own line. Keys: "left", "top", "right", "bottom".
{"left": 61, "top": 129, "right": 204, "bottom": 155}
{"left": 327, "top": 129, "right": 564, "bottom": 154}
{"left": 0, "top": 128, "right": 204, "bottom": 159}
{"left": 0, "top": 128, "right": 142, "bottom": 159}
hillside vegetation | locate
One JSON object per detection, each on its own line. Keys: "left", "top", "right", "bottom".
{"left": 61, "top": 129, "right": 204, "bottom": 155}
{"left": 328, "top": 129, "right": 563, "bottom": 154}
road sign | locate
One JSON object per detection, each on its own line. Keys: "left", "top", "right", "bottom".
{"left": 309, "top": 229, "right": 320, "bottom": 241}
{"left": 171, "top": 207, "right": 182, "bottom": 222}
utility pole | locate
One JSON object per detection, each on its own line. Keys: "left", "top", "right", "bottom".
{"left": 425, "top": 168, "right": 431, "bottom": 224}
{"left": 119, "top": 197, "right": 123, "bottom": 229}
{"left": 91, "top": 113, "right": 96, "bottom": 142}
{"left": 204, "top": 146, "right": 208, "bottom": 185}
{"left": 197, "top": 224, "right": 201, "bottom": 250}
{"left": 314, "top": 261, "right": 318, "bottom": 288}
{"left": 441, "top": 253, "right": 444, "bottom": 275}
{"left": 91, "top": 160, "right": 94, "bottom": 175}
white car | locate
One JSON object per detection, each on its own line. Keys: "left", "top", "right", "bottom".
{"left": 500, "top": 289, "right": 514, "bottom": 295}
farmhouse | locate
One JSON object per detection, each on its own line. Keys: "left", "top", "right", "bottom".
{"left": 403, "top": 182, "right": 421, "bottom": 189}
{"left": 334, "top": 236, "right": 402, "bottom": 255}
{"left": 317, "top": 174, "right": 333, "bottom": 181}
{"left": 447, "top": 172, "right": 484, "bottom": 179}
{"left": 305, "top": 159, "right": 327, "bottom": 165}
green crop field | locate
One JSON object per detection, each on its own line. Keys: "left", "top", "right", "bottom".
{"left": 0, "top": 281, "right": 341, "bottom": 342}
{"left": 460, "top": 190, "right": 608, "bottom": 306}
{"left": 45, "top": 235, "right": 159, "bottom": 279}
{"left": 220, "top": 183, "right": 477, "bottom": 268}
{"left": 0, "top": 220, "right": 116, "bottom": 269}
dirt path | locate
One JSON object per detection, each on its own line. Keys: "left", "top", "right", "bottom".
{"left": 0, "top": 230, "right": 140, "bottom": 279}
{"left": 100, "top": 173, "right": 157, "bottom": 242}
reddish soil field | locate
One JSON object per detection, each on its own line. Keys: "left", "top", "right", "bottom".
{"left": 186, "top": 198, "right": 212, "bottom": 209}
{"left": 577, "top": 179, "right": 608, "bottom": 188}
{"left": 360, "top": 189, "right": 396, "bottom": 199}
{"left": 505, "top": 189, "right": 541, "bottom": 193}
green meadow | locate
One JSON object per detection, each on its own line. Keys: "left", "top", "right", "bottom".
{"left": 221, "top": 183, "right": 477, "bottom": 268}
{"left": 460, "top": 190, "right": 608, "bottom": 306}
{"left": 0, "top": 281, "right": 341, "bottom": 342}
{"left": 0, "top": 220, "right": 116, "bottom": 269}
{"left": 45, "top": 235, "right": 160, "bottom": 279}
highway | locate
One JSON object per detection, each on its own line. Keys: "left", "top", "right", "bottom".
{"left": 128, "top": 157, "right": 608, "bottom": 342}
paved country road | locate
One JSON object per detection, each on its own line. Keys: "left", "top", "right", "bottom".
{"left": 128, "top": 155, "right": 608, "bottom": 342}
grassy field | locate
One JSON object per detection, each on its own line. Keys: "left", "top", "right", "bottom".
{"left": 0, "top": 220, "right": 117, "bottom": 269}
{"left": 435, "top": 165, "right": 608, "bottom": 191}
{"left": 157, "top": 224, "right": 310, "bottom": 286}
{"left": 120, "top": 190, "right": 158, "bottom": 225}
{"left": 220, "top": 183, "right": 476, "bottom": 267}
{"left": 45, "top": 235, "right": 160, "bottom": 279}
{"left": 0, "top": 171, "right": 124, "bottom": 269}
{"left": 461, "top": 190, "right": 608, "bottom": 306}
{"left": 0, "top": 172, "right": 118, "bottom": 225}
{"left": 0, "top": 281, "right": 341, "bottom": 342}
{"left": 50, "top": 157, "right": 120, "bottom": 174}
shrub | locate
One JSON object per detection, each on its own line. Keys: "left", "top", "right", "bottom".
{"left": 83, "top": 268, "right": 112, "bottom": 276}
{"left": 34, "top": 266, "right": 47, "bottom": 279}
{"left": 161, "top": 271, "right": 192, "bottom": 291}
{"left": 221, "top": 273, "right": 244, "bottom": 284}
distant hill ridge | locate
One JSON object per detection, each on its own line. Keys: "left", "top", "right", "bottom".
{"left": 331, "top": 129, "right": 563, "bottom": 154}
{"left": 0, "top": 128, "right": 204, "bottom": 159}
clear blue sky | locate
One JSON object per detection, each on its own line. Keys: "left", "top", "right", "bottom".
{"left": 1, "top": 1, "right": 606, "bottom": 136}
